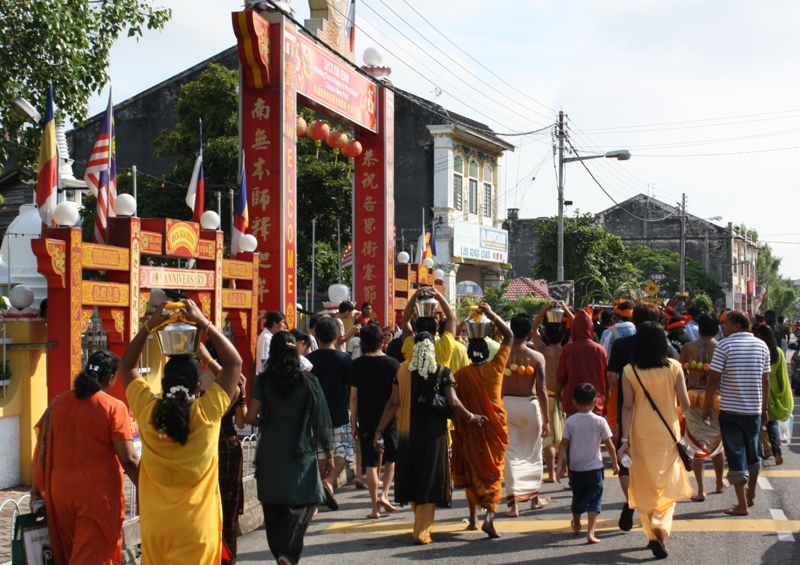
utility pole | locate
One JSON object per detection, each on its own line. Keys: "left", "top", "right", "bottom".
{"left": 556, "top": 110, "right": 566, "bottom": 282}
{"left": 679, "top": 193, "right": 686, "bottom": 294}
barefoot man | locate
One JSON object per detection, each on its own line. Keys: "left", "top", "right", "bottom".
{"left": 703, "top": 310, "right": 770, "bottom": 516}
{"left": 530, "top": 301, "right": 573, "bottom": 483}
{"left": 680, "top": 313, "right": 728, "bottom": 501}
{"left": 451, "top": 304, "right": 512, "bottom": 538}
{"left": 501, "top": 313, "right": 552, "bottom": 517}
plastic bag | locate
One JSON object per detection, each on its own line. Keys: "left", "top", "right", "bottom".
{"left": 778, "top": 415, "right": 793, "bottom": 444}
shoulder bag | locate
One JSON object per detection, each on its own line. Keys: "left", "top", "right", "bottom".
{"left": 429, "top": 366, "right": 454, "bottom": 419}
{"left": 631, "top": 365, "right": 692, "bottom": 471}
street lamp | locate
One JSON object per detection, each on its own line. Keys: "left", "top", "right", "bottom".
{"left": 556, "top": 111, "right": 630, "bottom": 281}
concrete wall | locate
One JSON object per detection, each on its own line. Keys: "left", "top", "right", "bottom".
{"left": 67, "top": 48, "right": 239, "bottom": 181}
{"left": 503, "top": 212, "right": 542, "bottom": 280}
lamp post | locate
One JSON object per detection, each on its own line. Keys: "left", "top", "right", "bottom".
{"left": 556, "top": 110, "right": 630, "bottom": 281}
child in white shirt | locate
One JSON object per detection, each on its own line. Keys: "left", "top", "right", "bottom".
{"left": 557, "top": 383, "right": 619, "bottom": 543}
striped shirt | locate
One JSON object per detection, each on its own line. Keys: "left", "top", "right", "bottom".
{"left": 709, "top": 332, "right": 770, "bottom": 415}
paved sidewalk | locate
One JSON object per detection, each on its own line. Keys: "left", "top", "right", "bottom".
{"left": 0, "top": 487, "right": 30, "bottom": 564}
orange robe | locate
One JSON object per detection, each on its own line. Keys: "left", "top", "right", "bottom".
{"left": 32, "top": 391, "right": 133, "bottom": 565}
{"left": 451, "top": 345, "right": 510, "bottom": 511}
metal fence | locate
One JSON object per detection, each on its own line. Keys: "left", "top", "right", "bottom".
{"left": 241, "top": 434, "right": 259, "bottom": 478}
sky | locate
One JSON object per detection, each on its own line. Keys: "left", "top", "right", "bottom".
{"left": 85, "top": 0, "right": 800, "bottom": 279}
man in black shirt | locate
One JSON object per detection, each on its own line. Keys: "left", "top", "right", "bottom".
{"left": 349, "top": 323, "right": 400, "bottom": 518}
{"left": 307, "top": 317, "right": 354, "bottom": 510}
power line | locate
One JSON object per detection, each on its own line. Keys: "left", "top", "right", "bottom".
{"left": 579, "top": 107, "right": 800, "bottom": 133}
{"left": 635, "top": 145, "right": 800, "bottom": 158}
{"left": 399, "top": 0, "right": 556, "bottom": 118}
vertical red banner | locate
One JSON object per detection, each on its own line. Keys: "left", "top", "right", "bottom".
{"left": 353, "top": 87, "right": 394, "bottom": 325}
{"left": 236, "top": 13, "right": 297, "bottom": 329}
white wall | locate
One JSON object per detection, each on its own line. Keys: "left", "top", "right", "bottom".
{"left": 0, "top": 415, "right": 20, "bottom": 488}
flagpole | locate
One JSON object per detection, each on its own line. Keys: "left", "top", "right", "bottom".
{"left": 132, "top": 165, "right": 137, "bottom": 214}
{"left": 311, "top": 219, "right": 316, "bottom": 311}
{"left": 337, "top": 220, "right": 341, "bottom": 284}
{"left": 106, "top": 87, "right": 112, "bottom": 241}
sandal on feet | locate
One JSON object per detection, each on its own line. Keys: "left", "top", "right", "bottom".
{"left": 323, "top": 484, "right": 339, "bottom": 511}
{"left": 648, "top": 540, "right": 668, "bottom": 559}
{"left": 618, "top": 503, "right": 634, "bottom": 532}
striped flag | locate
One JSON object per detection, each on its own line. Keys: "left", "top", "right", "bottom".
{"left": 84, "top": 90, "right": 116, "bottom": 244}
{"left": 341, "top": 241, "right": 354, "bottom": 268}
{"left": 36, "top": 84, "right": 58, "bottom": 227}
{"left": 427, "top": 223, "right": 437, "bottom": 257}
{"left": 346, "top": 0, "right": 356, "bottom": 52}
{"left": 231, "top": 153, "right": 249, "bottom": 256}
{"left": 185, "top": 119, "right": 204, "bottom": 223}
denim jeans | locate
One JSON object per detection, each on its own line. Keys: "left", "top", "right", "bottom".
{"left": 719, "top": 411, "right": 762, "bottom": 484}
{"left": 766, "top": 420, "right": 782, "bottom": 456}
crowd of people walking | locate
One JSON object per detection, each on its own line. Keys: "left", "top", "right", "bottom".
{"left": 26, "top": 292, "right": 795, "bottom": 563}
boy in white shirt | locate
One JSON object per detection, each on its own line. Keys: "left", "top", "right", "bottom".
{"left": 557, "top": 383, "right": 619, "bottom": 543}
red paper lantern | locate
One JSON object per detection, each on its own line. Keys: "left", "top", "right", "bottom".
{"left": 307, "top": 120, "right": 330, "bottom": 157}
{"left": 326, "top": 129, "right": 349, "bottom": 164}
{"left": 342, "top": 140, "right": 362, "bottom": 177}
{"left": 297, "top": 116, "right": 307, "bottom": 137}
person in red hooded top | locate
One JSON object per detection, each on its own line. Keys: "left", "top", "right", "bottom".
{"left": 553, "top": 309, "right": 608, "bottom": 418}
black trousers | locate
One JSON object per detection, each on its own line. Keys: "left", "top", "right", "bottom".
{"left": 262, "top": 503, "right": 317, "bottom": 564}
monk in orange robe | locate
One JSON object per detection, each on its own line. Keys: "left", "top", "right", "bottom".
{"left": 452, "top": 303, "right": 513, "bottom": 538}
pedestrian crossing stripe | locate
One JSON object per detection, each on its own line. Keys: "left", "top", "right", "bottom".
{"left": 322, "top": 518, "right": 800, "bottom": 535}
{"left": 601, "top": 469, "right": 800, "bottom": 478}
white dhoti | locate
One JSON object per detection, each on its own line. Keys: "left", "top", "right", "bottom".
{"left": 684, "top": 392, "right": 723, "bottom": 459}
{"left": 503, "top": 396, "right": 544, "bottom": 505}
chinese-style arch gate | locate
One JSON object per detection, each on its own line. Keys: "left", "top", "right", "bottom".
{"left": 32, "top": 218, "right": 259, "bottom": 402}
{"left": 232, "top": 6, "right": 395, "bottom": 328}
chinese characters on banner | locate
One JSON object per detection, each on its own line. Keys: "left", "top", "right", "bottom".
{"left": 235, "top": 13, "right": 298, "bottom": 328}
{"left": 353, "top": 88, "right": 395, "bottom": 325}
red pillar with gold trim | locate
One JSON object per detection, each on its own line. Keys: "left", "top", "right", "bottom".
{"left": 233, "top": 10, "right": 298, "bottom": 329}
{"left": 353, "top": 86, "right": 395, "bottom": 325}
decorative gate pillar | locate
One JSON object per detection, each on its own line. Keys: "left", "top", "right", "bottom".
{"left": 353, "top": 87, "right": 395, "bottom": 324}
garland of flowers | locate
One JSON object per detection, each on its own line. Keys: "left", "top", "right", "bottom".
{"left": 409, "top": 339, "right": 437, "bottom": 379}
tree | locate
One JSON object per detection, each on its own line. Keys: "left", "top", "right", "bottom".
{"left": 627, "top": 245, "right": 724, "bottom": 302}
{"left": 532, "top": 212, "right": 638, "bottom": 305}
{"left": 137, "top": 64, "right": 352, "bottom": 296}
{"left": 0, "top": 0, "right": 172, "bottom": 167}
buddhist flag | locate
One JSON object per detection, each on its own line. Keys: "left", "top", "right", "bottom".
{"left": 232, "top": 153, "right": 249, "bottom": 256}
{"left": 84, "top": 89, "right": 116, "bottom": 244}
{"left": 185, "top": 119, "right": 204, "bottom": 223}
{"left": 36, "top": 84, "right": 58, "bottom": 227}
{"left": 426, "top": 222, "right": 437, "bottom": 258}
{"left": 341, "top": 242, "right": 353, "bottom": 268}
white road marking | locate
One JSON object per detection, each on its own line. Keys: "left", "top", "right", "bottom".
{"left": 770, "top": 509, "right": 795, "bottom": 542}
{"left": 758, "top": 477, "right": 773, "bottom": 490}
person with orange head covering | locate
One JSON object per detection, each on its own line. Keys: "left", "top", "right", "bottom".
{"left": 667, "top": 314, "right": 692, "bottom": 354}
{"left": 599, "top": 300, "right": 636, "bottom": 359}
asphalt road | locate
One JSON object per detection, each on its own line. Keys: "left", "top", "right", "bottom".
{"left": 236, "top": 408, "right": 800, "bottom": 565}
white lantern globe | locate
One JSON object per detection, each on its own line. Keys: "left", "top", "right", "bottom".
{"left": 239, "top": 234, "right": 258, "bottom": 253}
{"left": 9, "top": 284, "right": 35, "bottom": 309}
{"left": 363, "top": 47, "right": 383, "bottom": 66}
{"left": 200, "top": 210, "right": 220, "bottom": 230}
{"left": 434, "top": 269, "right": 444, "bottom": 280}
{"left": 113, "top": 193, "right": 136, "bottom": 217}
{"left": 53, "top": 202, "right": 79, "bottom": 227}
{"left": 328, "top": 284, "right": 350, "bottom": 305}
{"left": 422, "top": 257, "right": 435, "bottom": 268}
{"left": 396, "top": 251, "right": 410, "bottom": 264}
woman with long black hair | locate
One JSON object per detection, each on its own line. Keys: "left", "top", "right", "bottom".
{"left": 754, "top": 324, "right": 794, "bottom": 465}
{"left": 246, "top": 331, "right": 334, "bottom": 565}
{"left": 121, "top": 299, "right": 242, "bottom": 565}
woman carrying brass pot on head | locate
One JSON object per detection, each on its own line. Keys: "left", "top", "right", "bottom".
{"left": 120, "top": 298, "right": 243, "bottom": 565}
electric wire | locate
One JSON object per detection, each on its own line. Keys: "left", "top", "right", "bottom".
{"left": 369, "top": 0, "right": 552, "bottom": 126}
{"left": 579, "top": 107, "right": 800, "bottom": 133}
{"left": 398, "top": 0, "right": 556, "bottom": 118}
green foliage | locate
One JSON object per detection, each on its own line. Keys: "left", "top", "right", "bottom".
{"left": 532, "top": 213, "right": 638, "bottom": 304}
{"left": 692, "top": 292, "right": 714, "bottom": 312}
{"left": 515, "top": 296, "right": 547, "bottom": 318}
{"left": 125, "top": 64, "right": 352, "bottom": 295}
{"left": 0, "top": 0, "right": 172, "bottom": 168}
{"left": 627, "top": 245, "right": 724, "bottom": 302}
{"left": 469, "top": 281, "right": 547, "bottom": 321}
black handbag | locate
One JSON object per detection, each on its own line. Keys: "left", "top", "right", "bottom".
{"left": 429, "top": 367, "right": 453, "bottom": 419}
{"left": 631, "top": 366, "right": 693, "bottom": 471}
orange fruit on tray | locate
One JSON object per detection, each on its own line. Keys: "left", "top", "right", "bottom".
{"left": 517, "top": 365, "right": 526, "bottom": 375}
{"left": 525, "top": 365, "right": 535, "bottom": 375}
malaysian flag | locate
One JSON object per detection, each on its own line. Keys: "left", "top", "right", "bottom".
{"left": 231, "top": 152, "right": 249, "bottom": 257}
{"left": 341, "top": 241, "right": 353, "bottom": 268}
{"left": 185, "top": 119, "right": 204, "bottom": 223}
{"left": 84, "top": 90, "right": 116, "bottom": 244}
